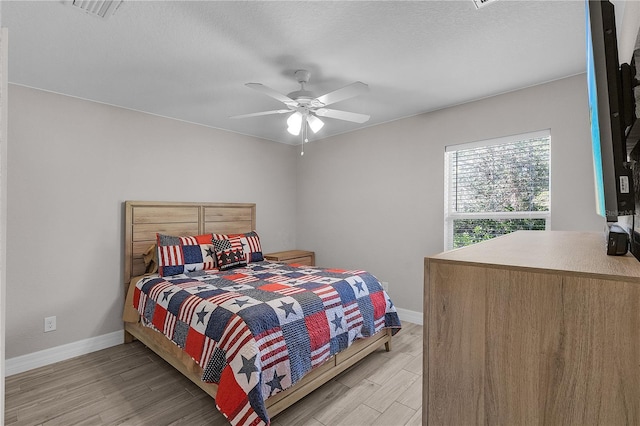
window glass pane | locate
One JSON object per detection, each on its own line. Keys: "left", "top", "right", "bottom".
{"left": 452, "top": 218, "right": 547, "bottom": 248}
{"left": 448, "top": 136, "right": 550, "bottom": 214}
{"left": 444, "top": 131, "right": 551, "bottom": 250}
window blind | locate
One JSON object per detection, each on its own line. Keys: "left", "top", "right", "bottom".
{"left": 445, "top": 131, "right": 551, "bottom": 249}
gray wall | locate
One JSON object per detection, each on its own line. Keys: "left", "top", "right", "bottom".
{"left": 7, "top": 74, "right": 605, "bottom": 358}
{"left": 296, "top": 74, "right": 604, "bottom": 313}
{"left": 6, "top": 85, "right": 297, "bottom": 358}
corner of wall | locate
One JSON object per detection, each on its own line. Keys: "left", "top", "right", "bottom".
{"left": 1, "top": 26, "right": 9, "bottom": 426}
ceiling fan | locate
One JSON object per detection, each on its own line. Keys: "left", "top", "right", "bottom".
{"left": 230, "top": 70, "right": 370, "bottom": 142}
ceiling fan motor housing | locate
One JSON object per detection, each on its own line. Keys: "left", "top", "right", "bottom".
{"left": 289, "top": 70, "right": 324, "bottom": 107}
{"left": 287, "top": 90, "right": 324, "bottom": 108}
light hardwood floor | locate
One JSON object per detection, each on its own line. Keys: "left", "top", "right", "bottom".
{"left": 5, "top": 322, "right": 422, "bottom": 426}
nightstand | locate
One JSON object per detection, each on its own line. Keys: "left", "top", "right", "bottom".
{"left": 264, "top": 250, "right": 315, "bottom": 266}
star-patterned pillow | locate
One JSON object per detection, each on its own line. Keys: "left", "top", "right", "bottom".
{"left": 212, "top": 231, "right": 263, "bottom": 263}
{"left": 156, "top": 233, "right": 217, "bottom": 277}
{"left": 213, "top": 238, "right": 247, "bottom": 271}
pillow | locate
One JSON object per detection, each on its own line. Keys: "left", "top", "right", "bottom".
{"left": 156, "top": 233, "right": 216, "bottom": 277}
{"left": 212, "top": 238, "right": 246, "bottom": 271}
{"left": 212, "top": 231, "right": 263, "bottom": 263}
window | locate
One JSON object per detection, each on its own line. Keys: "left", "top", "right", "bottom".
{"left": 444, "top": 130, "right": 551, "bottom": 250}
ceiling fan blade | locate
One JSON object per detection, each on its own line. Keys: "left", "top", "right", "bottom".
{"left": 245, "top": 83, "right": 298, "bottom": 107}
{"left": 230, "top": 109, "right": 290, "bottom": 119}
{"left": 315, "top": 81, "right": 369, "bottom": 106}
{"left": 315, "top": 108, "right": 370, "bottom": 123}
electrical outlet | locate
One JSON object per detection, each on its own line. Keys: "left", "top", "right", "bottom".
{"left": 381, "top": 281, "right": 389, "bottom": 292}
{"left": 44, "top": 316, "right": 56, "bottom": 332}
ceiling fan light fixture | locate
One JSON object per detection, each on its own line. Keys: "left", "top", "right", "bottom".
{"left": 237, "top": 70, "right": 370, "bottom": 143}
{"left": 287, "top": 125, "right": 300, "bottom": 136}
{"left": 307, "top": 115, "right": 324, "bottom": 133}
{"left": 287, "top": 112, "right": 303, "bottom": 135}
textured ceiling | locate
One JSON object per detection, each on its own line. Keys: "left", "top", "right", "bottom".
{"left": 2, "top": 0, "right": 590, "bottom": 144}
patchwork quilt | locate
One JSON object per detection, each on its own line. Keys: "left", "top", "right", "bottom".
{"left": 133, "top": 261, "right": 401, "bottom": 426}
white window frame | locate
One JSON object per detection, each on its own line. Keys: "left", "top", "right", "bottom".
{"left": 444, "top": 129, "right": 551, "bottom": 251}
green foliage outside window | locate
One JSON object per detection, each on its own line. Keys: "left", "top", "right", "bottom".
{"left": 452, "top": 218, "right": 547, "bottom": 249}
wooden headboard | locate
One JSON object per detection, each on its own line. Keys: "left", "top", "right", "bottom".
{"left": 124, "top": 201, "right": 256, "bottom": 286}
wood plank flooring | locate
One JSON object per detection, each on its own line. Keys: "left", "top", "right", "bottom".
{"left": 5, "top": 322, "right": 422, "bottom": 426}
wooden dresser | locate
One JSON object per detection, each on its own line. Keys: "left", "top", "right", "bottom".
{"left": 423, "top": 231, "right": 640, "bottom": 425}
{"left": 264, "top": 250, "right": 315, "bottom": 266}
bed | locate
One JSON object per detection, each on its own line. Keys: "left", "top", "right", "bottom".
{"left": 122, "top": 201, "right": 401, "bottom": 425}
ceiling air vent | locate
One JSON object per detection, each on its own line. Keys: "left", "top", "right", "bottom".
{"left": 70, "top": 0, "right": 123, "bottom": 19}
{"left": 473, "top": 0, "right": 499, "bottom": 9}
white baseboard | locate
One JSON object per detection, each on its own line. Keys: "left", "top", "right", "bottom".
{"left": 396, "top": 307, "right": 423, "bottom": 325}
{"left": 5, "top": 309, "right": 421, "bottom": 377}
{"left": 5, "top": 330, "right": 124, "bottom": 376}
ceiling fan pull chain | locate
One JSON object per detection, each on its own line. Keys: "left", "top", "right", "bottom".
{"left": 304, "top": 120, "right": 309, "bottom": 143}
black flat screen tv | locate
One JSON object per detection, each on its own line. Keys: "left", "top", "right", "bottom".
{"left": 586, "top": 0, "right": 635, "bottom": 222}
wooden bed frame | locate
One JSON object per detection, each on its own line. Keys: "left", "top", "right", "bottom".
{"left": 123, "top": 201, "right": 392, "bottom": 419}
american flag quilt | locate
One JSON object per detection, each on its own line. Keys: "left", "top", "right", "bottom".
{"left": 133, "top": 261, "right": 401, "bottom": 426}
